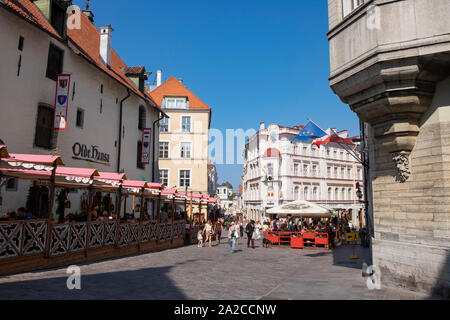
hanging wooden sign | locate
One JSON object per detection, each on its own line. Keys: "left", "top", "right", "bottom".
{"left": 53, "top": 74, "right": 71, "bottom": 131}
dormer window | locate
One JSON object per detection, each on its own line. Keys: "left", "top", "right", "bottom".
{"left": 164, "top": 97, "right": 188, "bottom": 109}
{"left": 51, "top": 0, "right": 66, "bottom": 36}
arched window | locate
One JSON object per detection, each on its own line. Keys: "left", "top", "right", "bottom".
{"left": 313, "top": 187, "right": 318, "bottom": 200}
{"left": 294, "top": 186, "right": 300, "bottom": 200}
{"left": 342, "top": 188, "right": 346, "bottom": 200}
{"left": 348, "top": 188, "right": 353, "bottom": 201}
{"left": 328, "top": 187, "right": 333, "bottom": 200}
{"left": 335, "top": 188, "right": 339, "bottom": 201}
{"left": 304, "top": 187, "right": 309, "bottom": 200}
{"left": 138, "top": 106, "right": 146, "bottom": 130}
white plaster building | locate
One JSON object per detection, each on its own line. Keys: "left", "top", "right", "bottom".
{"left": 242, "top": 122, "right": 364, "bottom": 225}
{"left": 0, "top": 0, "right": 165, "bottom": 217}
{"left": 216, "top": 182, "right": 233, "bottom": 210}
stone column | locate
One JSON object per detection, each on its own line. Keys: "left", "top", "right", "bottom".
{"left": 331, "top": 55, "right": 450, "bottom": 297}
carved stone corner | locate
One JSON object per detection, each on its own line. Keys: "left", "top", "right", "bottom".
{"left": 391, "top": 151, "right": 411, "bottom": 183}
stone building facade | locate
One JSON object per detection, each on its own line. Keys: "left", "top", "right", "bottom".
{"left": 327, "top": 0, "right": 450, "bottom": 296}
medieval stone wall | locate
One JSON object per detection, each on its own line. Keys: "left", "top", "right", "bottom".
{"left": 370, "top": 77, "right": 450, "bottom": 297}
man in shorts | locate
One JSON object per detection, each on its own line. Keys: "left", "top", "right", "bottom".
{"left": 214, "top": 219, "right": 223, "bottom": 245}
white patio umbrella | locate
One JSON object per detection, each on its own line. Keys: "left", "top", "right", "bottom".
{"left": 266, "top": 200, "right": 332, "bottom": 218}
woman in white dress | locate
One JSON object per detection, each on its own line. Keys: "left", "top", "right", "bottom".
{"left": 255, "top": 221, "right": 262, "bottom": 240}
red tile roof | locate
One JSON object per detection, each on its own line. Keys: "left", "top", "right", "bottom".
{"left": 2, "top": 0, "right": 166, "bottom": 116}
{"left": 124, "top": 66, "right": 145, "bottom": 75}
{"left": 263, "top": 148, "right": 282, "bottom": 158}
{"left": 2, "top": 0, "right": 61, "bottom": 39}
{"left": 149, "top": 76, "right": 211, "bottom": 111}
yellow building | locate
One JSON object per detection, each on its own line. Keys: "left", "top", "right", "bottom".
{"left": 149, "top": 76, "right": 211, "bottom": 194}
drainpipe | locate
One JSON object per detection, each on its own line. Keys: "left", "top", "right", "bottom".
{"left": 152, "top": 112, "right": 165, "bottom": 181}
{"left": 151, "top": 112, "right": 165, "bottom": 219}
{"left": 117, "top": 89, "right": 131, "bottom": 173}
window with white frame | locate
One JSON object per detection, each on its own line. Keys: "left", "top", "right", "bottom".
{"left": 347, "top": 168, "right": 352, "bottom": 179}
{"left": 348, "top": 188, "right": 353, "bottom": 201}
{"left": 335, "top": 188, "right": 339, "bottom": 201}
{"left": 342, "top": 0, "right": 365, "bottom": 18}
{"left": 160, "top": 117, "right": 169, "bottom": 133}
{"left": 313, "top": 187, "right": 318, "bottom": 200}
{"left": 334, "top": 167, "right": 338, "bottom": 178}
{"left": 312, "top": 165, "right": 318, "bottom": 177}
{"left": 294, "top": 162, "right": 300, "bottom": 176}
{"left": 294, "top": 186, "right": 300, "bottom": 201}
{"left": 342, "top": 188, "right": 346, "bottom": 200}
{"left": 179, "top": 170, "right": 191, "bottom": 188}
{"left": 328, "top": 187, "right": 333, "bottom": 200}
{"left": 267, "top": 163, "right": 274, "bottom": 177}
{"left": 303, "top": 186, "right": 309, "bottom": 200}
{"left": 303, "top": 164, "right": 309, "bottom": 176}
{"left": 341, "top": 167, "right": 345, "bottom": 179}
{"left": 159, "top": 141, "right": 169, "bottom": 159}
{"left": 180, "top": 142, "right": 192, "bottom": 159}
{"left": 181, "top": 116, "right": 191, "bottom": 133}
{"left": 327, "top": 166, "right": 331, "bottom": 178}
{"left": 164, "top": 97, "right": 187, "bottom": 109}
{"left": 159, "top": 169, "right": 169, "bottom": 186}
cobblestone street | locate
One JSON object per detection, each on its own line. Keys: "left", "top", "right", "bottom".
{"left": 0, "top": 238, "right": 432, "bottom": 300}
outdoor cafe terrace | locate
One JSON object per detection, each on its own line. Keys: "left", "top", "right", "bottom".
{"left": 0, "top": 145, "right": 220, "bottom": 276}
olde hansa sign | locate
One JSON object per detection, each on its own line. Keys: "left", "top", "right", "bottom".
{"left": 72, "top": 143, "right": 110, "bottom": 166}
{"left": 53, "top": 74, "right": 71, "bottom": 131}
{"left": 141, "top": 128, "right": 152, "bottom": 165}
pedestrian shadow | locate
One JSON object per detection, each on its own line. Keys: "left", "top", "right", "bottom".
{"left": 0, "top": 265, "right": 188, "bottom": 300}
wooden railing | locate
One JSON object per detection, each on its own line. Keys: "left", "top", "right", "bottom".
{"left": 0, "top": 219, "right": 186, "bottom": 261}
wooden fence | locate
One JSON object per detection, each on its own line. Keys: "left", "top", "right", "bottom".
{"left": 0, "top": 219, "right": 186, "bottom": 275}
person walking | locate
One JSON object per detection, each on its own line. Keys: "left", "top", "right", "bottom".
{"left": 214, "top": 219, "right": 223, "bottom": 245}
{"left": 197, "top": 230, "right": 204, "bottom": 248}
{"left": 255, "top": 221, "right": 262, "bottom": 240}
{"left": 229, "top": 222, "right": 238, "bottom": 253}
{"left": 245, "top": 220, "right": 255, "bottom": 249}
{"left": 203, "top": 220, "right": 213, "bottom": 248}
{"left": 240, "top": 221, "right": 244, "bottom": 241}
{"left": 235, "top": 221, "right": 241, "bottom": 247}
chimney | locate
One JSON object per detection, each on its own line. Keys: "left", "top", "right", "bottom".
{"left": 178, "top": 78, "right": 183, "bottom": 84}
{"left": 83, "top": 10, "right": 94, "bottom": 22}
{"left": 82, "top": 0, "right": 94, "bottom": 22}
{"left": 99, "top": 25, "right": 114, "bottom": 67}
{"left": 156, "top": 70, "right": 162, "bottom": 87}
{"left": 260, "top": 122, "right": 265, "bottom": 130}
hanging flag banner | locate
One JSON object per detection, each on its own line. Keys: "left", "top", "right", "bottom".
{"left": 53, "top": 74, "right": 71, "bottom": 131}
{"left": 141, "top": 128, "right": 152, "bottom": 164}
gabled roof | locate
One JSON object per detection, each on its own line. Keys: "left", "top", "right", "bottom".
{"left": 124, "top": 66, "right": 145, "bottom": 75}
{"left": 2, "top": 0, "right": 61, "bottom": 39}
{"left": 149, "top": 76, "right": 211, "bottom": 111}
{"left": 218, "top": 182, "right": 233, "bottom": 189}
{"left": 67, "top": 14, "right": 162, "bottom": 110}
{"left": 1, "top": 0, "right": 166, "bottom": 116}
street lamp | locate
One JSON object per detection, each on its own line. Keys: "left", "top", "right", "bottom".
{"left": 356, "top": 182, "right": 363, "bottom": 202}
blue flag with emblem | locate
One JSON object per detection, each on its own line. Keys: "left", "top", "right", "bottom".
{"left": 291, "top": 121, "right": 327, "bottom": 142}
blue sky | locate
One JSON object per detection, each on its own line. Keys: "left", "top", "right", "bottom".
{"left": 74, "top": 0, "right": 360, "bottom": 191}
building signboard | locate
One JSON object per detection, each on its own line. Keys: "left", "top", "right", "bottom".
{"left": 53, "top": 74, "right": 71, "bottom": 131}
{"left": 141, "top": 128, "right": 151, "bottom": 165}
